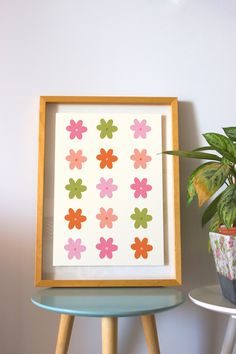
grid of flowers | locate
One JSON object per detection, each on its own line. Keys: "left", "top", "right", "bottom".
{"left": 62, "top": 117, "right": 155, "bottom": 262}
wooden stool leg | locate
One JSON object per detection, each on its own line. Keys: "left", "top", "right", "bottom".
{"left": 102, "top": 317, "right": 118, "bottom": 354}
{"left": 141, "top": 314, "right": 160, "bottom": 354}
{"left": 55, "top": 314, "right": 74, "bottom": 354}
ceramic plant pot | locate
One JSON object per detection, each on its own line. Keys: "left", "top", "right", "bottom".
{"left": 210, "top": 229, "right": 236, "bottom": 304}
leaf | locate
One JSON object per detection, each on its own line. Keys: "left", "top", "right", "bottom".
{"left": 223, "top": 127, "right": 236, "bottom": 142}
{"left": 221, "top": 157, "right": 232, "bottom": 165}
{"left": 192, "top": 146, "right": 215, "bottom": 152}
{"left": 209, "top": 212, "right": 222, "bottom": 232}
{"left": 201, "top": 192, "right": 223, "bottom": 227}
{"left": 203, "top": 133, "right": 236, "bottom": 163}
{"left": 187, "top": 162, "right": 213, "bottom": 205}
{"left": 162, "top": 150, "right": 221, "bottom": 161}
{"left": 193, "top": 163, "right": 231, "bottom": 206}
{"left": 218, "top": 184, "right": 236, "bottom": 228}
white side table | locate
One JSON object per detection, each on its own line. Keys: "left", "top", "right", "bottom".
{"left": 189, "top": 285, "right": 236, "bottom": 354}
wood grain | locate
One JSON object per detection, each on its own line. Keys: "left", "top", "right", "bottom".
{"left": 35, "top": 96, "right": 182, "bottom": 287}
{"left": 171, "top": 98, "right": 182, "bottom": 285}
{"left": 102, "top": 317, "right": 118, "bottom": 354}
{"left": 55, "top": 314, "right": 74, "bottom": 354}
{"left": 35, "top": 97, "right": 46, "bottom": 285}
{"left": 141, "top": 314, "right": 160, "bottom": 354}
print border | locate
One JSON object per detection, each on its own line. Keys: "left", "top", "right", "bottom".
{"left": 35, "top": 96, "right": 181, "bottom": 287}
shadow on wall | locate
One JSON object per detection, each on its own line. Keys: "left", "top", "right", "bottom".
{"left": 177, "top": 101, "right": 219, "bottom": 354}
{"left": 178, "top": 101, "right": 217, "bottom": 289}
{"left": 119, "top": 317, "right": 143, "bottom": 354}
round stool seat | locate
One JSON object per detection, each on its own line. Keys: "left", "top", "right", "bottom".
{"left": 32, "top": 287, "right": 184, "bottom": 317}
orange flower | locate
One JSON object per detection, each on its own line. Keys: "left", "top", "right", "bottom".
{"left": 65, "top": 208, "right": 87, "bottom": 229}
{"left": 131, "top": 237, "right": 153, "bottom": 259}
{"left": 96, "top": 148, "right": 118, "bottom": 169}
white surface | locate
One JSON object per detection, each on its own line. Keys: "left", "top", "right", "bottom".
{"left": 221, "top": 317, "right": 236, "bottom": 354}
{"left": 43, "top": 103, "right": 177, "bottom": 279}
{"left": 2, "top": 1, "right": 236, "bottom": 353}
{"left": 189, "top": 285, "right": 236, "bottom": 316}
{"left": 189, "top": 287, "right": 236, "bottom": 354}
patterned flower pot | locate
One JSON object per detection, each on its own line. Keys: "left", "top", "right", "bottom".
{"left": 210, "top": 229, "right": 236, "bottom": 304}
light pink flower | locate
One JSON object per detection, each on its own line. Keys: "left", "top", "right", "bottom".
{"left": 66, "top": 149, "right": 87, "bottom": 169}
{"left": 220, "top": 237, "right": 224, "bottom": 246}
{"left": 66, "top": 119, "right": 87, "bottom": 139}
{"left": 130, "top": 119, "right": 151, "bottom": 139}
{"left": 130, "top": 177, "right": 152, "bottom": 198}
{"left": 130, "top": 149, "right": 152, "bottom": 169}
{"left": 216, "top": 248, "right": 221, "bottom": 258}
{"left": 96, "top": 208, "right": 118, "bottom": 228}
{"left": 64, "top": 238, "right": 86, "bottom": 260}
{"left": 96, "top": 237, "right": 118, "bottom": 259}
{"left": 96, "top": 178, "right": 118, "bottom": 198}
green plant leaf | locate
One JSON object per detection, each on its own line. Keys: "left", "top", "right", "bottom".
{"left": 221, "top": 157, "right": 233, "bottom": 165}
{"left": 209, "top": 212, "right": 221, "bottom": 232}
{"left": 201, "top": 192, "right": 223, "bottom": 227}
{"left": 203, "top": 133, "right": 236, "bottom": 163}
{"left": 192, "top": 146, "right": 215, "bottom": 152}
{"left": 193, "top": 162, "right": 231, "bottom": 206}
{"left": 162, "top": 150, "right": 221, "bottom": 161}
{"left": 223, "top": 127, "right": 236, "bottom": 142}
{"left": 218, "top": 184, "right": 236, "bottom": 228}
{"left": 187, "top": 162, "right": 213, "bottom": 205}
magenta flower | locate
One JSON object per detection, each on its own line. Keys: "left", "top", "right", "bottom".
{"left": 229, "top": 238, "right": 234, "bottom": 248}
{"left": 130, "top": 149, "right": 152, "bottom": 169}
{"left": 130, "top": 177, "right": 152, "bottom": 198}
{"left": 96, "top": 178, "right": 118, "bottom": 198}
{"left": 130, "top": 119, "right": 151, "bottom": 139}
{"left": 64, "top": 238, "right": 86, "bottom": 260}
{"left": 66, "top": 149, "right": 87, "bottom": 169}
{"left": 66, "top": 119, "right": 87, "bottom": 139}
{"left": 96, "top": 208, "right": 118, "bottom": 228}
{"left": 96, "top": 237, "right": 118, "bottom": 259}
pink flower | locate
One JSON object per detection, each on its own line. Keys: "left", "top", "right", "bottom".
{"left": 64, "top": 238, "right": 86, "bottom": 260}
{"left": 130, "top": 119, "right": 151, "bottom": 139}
{"left": 96, "top": 178, "right": 118, "bottom": 198}
{"left": 130, "top": 177, "right": 152, "bottom": 198}
{"left": 216, "top": 248, "right": 221, "bottom": 258}
{"left": 66, "top": 119, "right": 87, "bottom": 139}
{"left": 66, "top": 149, "right": 87, "bottom": 169}
{"left": 130, "top": 149, "right": 152, "bottom": 169}
{"left": 96, "top": 208, "right": 118, "bottom": 228}
{"left": 96, "top": 237, "right": 118, "bottom": 259}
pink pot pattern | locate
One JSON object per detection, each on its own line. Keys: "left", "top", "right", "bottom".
{"left": 210, "top": 232, "right": 236, "bottom": 280}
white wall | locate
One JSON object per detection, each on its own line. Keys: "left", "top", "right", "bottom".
{"left": 1, "top": 0, "right": 236, "bottom": 353}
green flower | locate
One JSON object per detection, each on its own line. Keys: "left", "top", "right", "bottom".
{"left": 96, "top": 119, "right": 118, "bottom": 139}
{"left": 65, "top": 178, "right": 87, "bottom": 199}
{"left": 130, "top": 208, "right": 152, "bottom": 229}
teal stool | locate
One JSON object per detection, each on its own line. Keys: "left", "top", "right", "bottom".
{"left": 31, "top": 287, "right": 184, "bottom": 354}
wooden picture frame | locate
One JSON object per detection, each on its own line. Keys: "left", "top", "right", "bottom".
{"left": 35, "top": 96, "right": 181, "bottom": 287}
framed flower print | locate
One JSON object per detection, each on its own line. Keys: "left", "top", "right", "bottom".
{"left": 35, "top": 96, "right": 181, "bottom": 287}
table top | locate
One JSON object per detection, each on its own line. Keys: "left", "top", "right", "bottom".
{"left": 189, "top": 285, "right": 236, "bottom": 315}
{"left": 31, "top": 287, "right": 184, "bottom": 317}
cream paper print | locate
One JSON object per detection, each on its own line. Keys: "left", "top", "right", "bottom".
{"left": 53, "top": 113, "right": 164, "bottom": 266}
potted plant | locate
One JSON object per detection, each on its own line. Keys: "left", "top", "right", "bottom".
{"left": 163, "top": 127, "right": 236, "bottom": 303}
